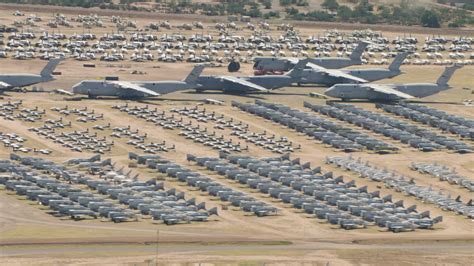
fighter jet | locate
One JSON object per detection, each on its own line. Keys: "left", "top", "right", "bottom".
{"left": 253, "top": 41, "right": 370, "bottom": 73}
{"left": 72, "top": 64, "right": 206, "bottom": 99}
{"left": 296, "top": 52, "right": 408, "bottom": 86}
{"left": 0, "top": 59, "right": 61, "bottom": 90}
{"left": 325, "top": 65, "right": 463, "bottom": 101}
{"left": 194, "top": 59, "right": 308, "bottom": 94}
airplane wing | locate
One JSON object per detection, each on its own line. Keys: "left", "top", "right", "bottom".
{"left": 307, "top": 62, "right": 368, "bottom": 83}
{"left": 307, "top": 62, "right": 326, "bottom": 71}
{"left": 109, "top": 81, "right": 160, "bottom": 97}
{"left": 287, "top": 58, "right": 299, "bottom": 64}
{"left": 221, "top": 76, "right": 269, "bottom": 92}
{"left": 363, "top": 84, "right": 414, "bottom": 99}
{"left": 0, "top": 81, "right": 12, "bottom": 89}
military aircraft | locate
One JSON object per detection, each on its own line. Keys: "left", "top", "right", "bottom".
{"left": 72, "top": 64, "right": 206, "bottom": 99}
{"left": 296, "top": 52, "right": 408, "bottom": 86}
{"left": 0, "top": 59, "right": 61, "bottom": 90}
{"left": 253, "top": 41, "right": 370, "bottom": 73}
{"left": 194, "top": 59, "right": 308, "bottom": 93}
{"left": 325, "top": 65, "right": 463, "bottom": 101}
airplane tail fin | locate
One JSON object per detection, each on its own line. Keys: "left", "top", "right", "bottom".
{"left": 388, "top": 52, "right": 408, "bottom": 71}
{"left": 286, "top": 58, "right": 308, "bottom": 78}
{"left": 40, "top": 59, "right": 61, "bottom": 78}
{"left": 349, "top": 41, "right": 370, "bottom": 61}
{"left": 183, "top": 64, "right": 207, "bottom": 84}
{"left": 436, "top": 64, "right": 462, "bottom": 87}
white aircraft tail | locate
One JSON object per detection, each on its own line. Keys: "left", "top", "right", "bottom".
{"left": 40, "top": 58, "right": 61, "bottom": 78}
{"left": 436, "top": 64, "right": 462, "bottom": 87}
{"left": 184, "top": 64, "right": 207, "bottom": 84}
{"left": 349, "top": 41, "right": 370, "bottom": 61}
{"left": 388, "top": 52, "right": 408, "bottom": 71}
{"left": 286, "top": 59, "right": 309, "bottom": 78}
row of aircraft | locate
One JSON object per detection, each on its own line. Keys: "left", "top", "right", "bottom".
{"left": 0, "top": 41, "right": 464, "bottom": 102}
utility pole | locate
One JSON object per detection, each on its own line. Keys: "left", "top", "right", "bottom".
{"left": 155, "top": 229, "right": 159, "bottom": 266}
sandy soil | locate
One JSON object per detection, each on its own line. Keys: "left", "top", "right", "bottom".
{"left": 0, "top": 4, "right": 473, "bottom": 266}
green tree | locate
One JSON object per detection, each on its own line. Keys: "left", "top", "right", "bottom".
{"left": 322, "top": 0, "right": 339, "bottom": 11}
{"left": 463, "top": 3, "right": 474, "bottom": 11}
{"left": 262, "top": 0, "right": 272, "bottom": 9}
{"left": 421, "top": 9, "right": 441, "bottom": 28}
{"left": 337, "top": 5, "right": 352, "bottom": 22}
{"left": 285, "top": 7, "right": 299, "bottom": 15}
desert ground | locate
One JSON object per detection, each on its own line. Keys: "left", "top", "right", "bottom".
{"left": 0, "top": 4, "right": 473, "bottom": 266}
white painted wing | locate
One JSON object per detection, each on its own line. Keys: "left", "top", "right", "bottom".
{"left": 307, "top": 62, "right": 326, "bottom": 71}
{"left": 221, "top": 76, "right": 269, "bottom": 92}
{"left": 307, "top": 62, "right": 367, "bottom": 83}
{"left": 110, "top": 81, "right": 160, "bottom": 96}
{"left": 364, "top": 84, "right": 414, "bottom": 99}
{"left": 287, "top": 58, "right": 299, "bottom": 65}
{"left": 324, "top": 69, "right": 368, "bottom": 83}
{"left": 0, "top": 81, "right": 12, "bottom": 89}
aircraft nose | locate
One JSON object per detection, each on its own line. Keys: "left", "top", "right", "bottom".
{"left": 324, "top": 86, "right": 338, "bottom": 98}
{"left": 71, "top": 82, "right": 84, "bottom": 94}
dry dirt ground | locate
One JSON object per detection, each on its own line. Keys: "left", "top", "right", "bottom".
{"left": 0, "top": 4, "right": 473, "bottom": 266}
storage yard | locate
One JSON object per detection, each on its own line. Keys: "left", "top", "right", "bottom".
{"left": 0, "top": 5, "right": 473, "bottom": 266}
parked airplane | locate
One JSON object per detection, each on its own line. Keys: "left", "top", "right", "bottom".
{"left": 194, "top": 59, "right": 308, "bottom": 93}
{"left": 324, "top": 65, "right": 463, "bottom": 101}
{"left": 0, "top": 59, "right": 61, "bottom": 90}
{"left": 72, "top": 64, "right": 206, "bottom": 98}
{"left": 297, "top": 52, "right": 408, "bottom": 86}
{"left": 253, "top": 41, "right": 370, "bottom": 73}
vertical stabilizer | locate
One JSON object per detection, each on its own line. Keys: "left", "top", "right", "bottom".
{"left": 40, "top": 59, "right": 61, "bottom": 78}
{"left": 286, "top": 58, "right": 309, "bottom": 78}
{"left": 349, "top": 41, "right": 370, "bottom": 61}
{"left": 436, "top": 65, "right": 462, "bottom": 87}
{"left": 184, "top": 64, "right": 207, "bottom": 84}
{"left": 388, "top": 52, "right": 408, "bottom": 71}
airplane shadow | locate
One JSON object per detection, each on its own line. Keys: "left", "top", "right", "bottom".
{"left": 407, "top": 100, "right": 466, "bottom": 105}
{"left": 266, "top": 92, "right": 311, "bottom": 96}
{"left": 183, "top": 91, "right": 267, "bottom": 100}
{"left": 184, "top": 90, "right": 312, "bottom": 97}
{"left": 327, "top": 99, "right": 466, "bottom": 105}
{"left": 74, "top": 96, "right": 204, "bottom": 103}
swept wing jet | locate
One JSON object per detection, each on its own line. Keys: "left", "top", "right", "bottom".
{"left": 0, "top": 59, "right": 62, "bottom": 90}
{"left": 325, "top": 65, "right": 463, "bottom": 101}
{"left": 253, "top": 41, "right": 370, "bottom": 73}
{"left": 72, "top": 64, "right": 206, "bottom": 99}
{"left": 296, "top": 52, "right": 407, "bottom": 86}
{"left": 195, "top": 59, "right": 308, "bottom": 94}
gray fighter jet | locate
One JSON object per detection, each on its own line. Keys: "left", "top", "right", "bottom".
{"left": 0, "top": 59, "right": 61, "bottom": 90}
{"left": 297, "top": 52, "right": 408, "bottom": 86}
{"left": 194, "top": 59, "right": 308, "bottom": 94}
{"left": 253, "top": 41, "right": 370, "bottom": 72}
{"left": 72, "top": 64, "right": 206, "bottom": 99}
{"left": 325, "top": 65, "right": 463, "bottom": 101}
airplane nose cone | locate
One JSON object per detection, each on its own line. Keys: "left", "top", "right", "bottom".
{"left": 324, "top": 86, "right": 338, "bottom": 98}
{"left": 71, "top": 82, "right": 83, "bottom": 94}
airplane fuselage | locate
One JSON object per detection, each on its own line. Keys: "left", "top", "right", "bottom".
{"left": 246, "top": 75, "right": 293, "bottom": 89}
{"left": 394, "top": 83, "right": 447, "bottom": 98}
{"left": 325, "top": 83, "right": 447, "bottom": 101}
{"left": 137, "top": 81, "right": 195, "bottom": 94}
{"left": 346, "top": 69, "right": 400, "bottom": 82}
{"left": 72, "top": 80, "right": 196, "bottom": 98}
{"left": 253, "top": 57, "right": 361, "bottom": 72}
{"left": 0, "top": 74, "right": 51, "bottom": 88}
{"left": 195, "top": 75, "right": 293, "bottom": 93}
{"left": 297, "top": 68, "right": 400, "bottom": 86}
